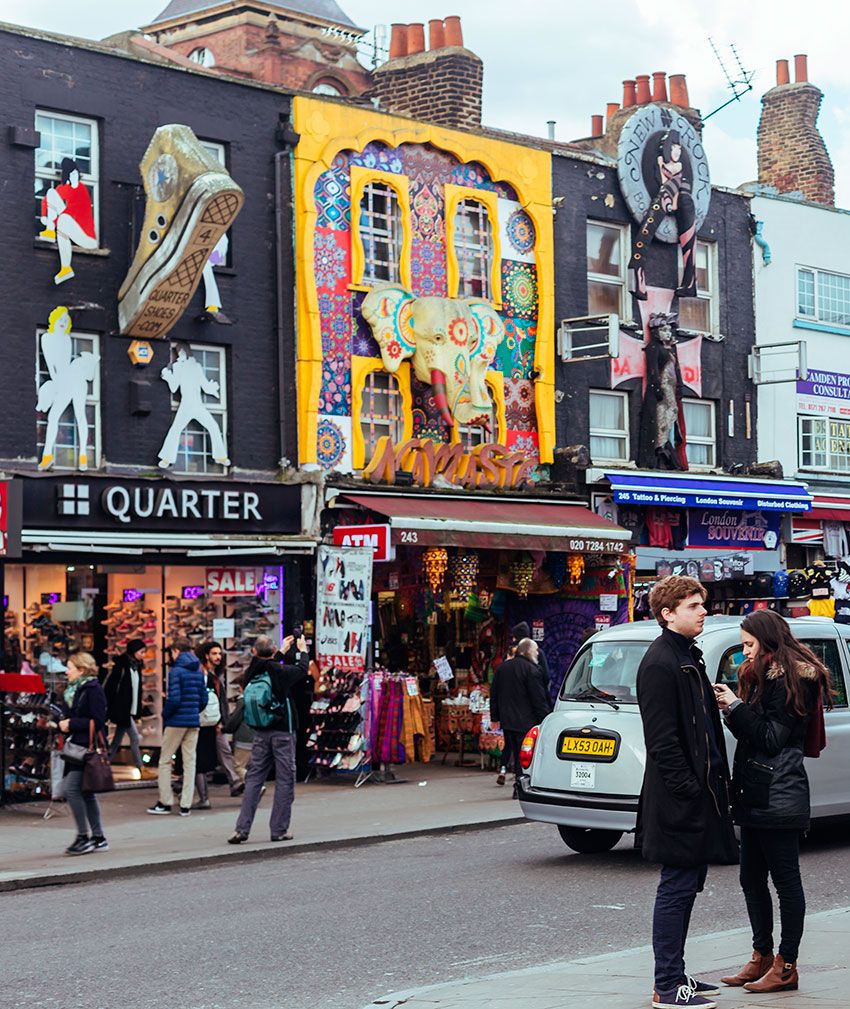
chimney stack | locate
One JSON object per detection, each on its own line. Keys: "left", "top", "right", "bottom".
{"left": 758, "top": 54, "right": 834, "bottom": 205}
{"left": 372, "top": 16, "right": 482, "bottom": 130}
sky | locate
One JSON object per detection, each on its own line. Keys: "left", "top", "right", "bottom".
{"left": 2, "top": 0, "right": 848, "bottom": 205}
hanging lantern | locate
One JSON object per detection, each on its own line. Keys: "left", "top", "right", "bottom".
{"left": 422, "top": 547, "right": 449, "bottom": 593}
{"left": 568, "top": 554, "right": 585, "bottom": 586}
{"left": 511, "top": 553, "right": 535, "bottom": 598}
{"left": 450, "top": 551, "right": 479, "bottom": 605}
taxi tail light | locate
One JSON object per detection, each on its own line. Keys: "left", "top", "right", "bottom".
{"left": 519, "top": 726, "right": 540, "bottom": 770}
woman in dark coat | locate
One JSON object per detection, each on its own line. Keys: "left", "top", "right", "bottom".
{"left": 58, "top": 651, "right": 109, "bottom": 856}
{"left": 102, "top": 638, "right": 145, "bottom": 770}
{"left": 715, "top": 610, "right": 832, "bottom": 994}
{"left": 193, "top": 643, "right": 223, "bottom": 809}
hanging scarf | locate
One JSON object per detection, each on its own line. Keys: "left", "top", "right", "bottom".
{"left": 64, "top": 673, "right": 96, "bottom": 708}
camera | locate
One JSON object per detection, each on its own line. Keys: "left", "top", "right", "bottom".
{"left": 292, "top": 624, "right": 304, "bottom": 638}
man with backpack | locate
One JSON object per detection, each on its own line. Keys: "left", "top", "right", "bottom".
{"left": 228, "top": 633, "right": 308, "bottom": 844}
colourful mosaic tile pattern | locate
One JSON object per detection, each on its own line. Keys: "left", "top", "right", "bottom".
{"left": 411, "top": 181, "right": 445, "bottom": 242}
{"left": 315, "top": 153, "right": 351, "bottom": 231}
{"left": 314, "top": 227, "right": 350, "bottom": 295}
{"left": 400, "top": 143, "right": 455, "bottom": 186}
{"left": 504, "top": 378, "right": 536, "bottom": 431}
{"left": 352, "top": 291, "right": 381, "bottom": 358}
{"left": 319, "top": 291, "right": 352, "bottom": 356}
{"left": 316, "top": 415, "right": 351, "bottom": 471}
{"left": 506, "top": 428, "right": 540, "bottom": 466}
{"left": 318, "top": 356, "right": 351, "bottom": 416}
{"left": 496, "top": 317, "right": 537, "bottom": 379}
{"left": 350, "top": 142, "right": 403, "bottom": 174}
{"left": 451, "top": 161, "right": 498, "bottom": 193}
{"left": 411, "top": 238, "right": 448, "bottom": 298}
{"left": 506, "top": 208, "right": 536, "bottom": 258}
{"left": 501, "top": 261, "right": 538, "bottom": 320}
{"left": 495, "top": 180, "right": 519, "bottom": 201}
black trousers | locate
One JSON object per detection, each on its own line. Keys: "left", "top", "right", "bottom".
{"left": 652, "top": 863, "right": 708, "bottom": 991}
{"left": 739, "top": 826, "right": 805, "bottom": 962}
{"left": 501, "top": 730, "right": 525, "bottom": 779}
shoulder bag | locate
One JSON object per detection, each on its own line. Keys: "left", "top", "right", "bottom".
{"left": 81, "top": 721, "right": 115, "bottom": 793}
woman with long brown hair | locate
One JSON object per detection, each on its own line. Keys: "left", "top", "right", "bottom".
{"left": 714, "top": 610, "right": 832, "bottom": 994}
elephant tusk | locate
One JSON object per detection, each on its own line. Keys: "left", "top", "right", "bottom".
{"left": 430, "top": 368, "right": 455, "bottom": 428}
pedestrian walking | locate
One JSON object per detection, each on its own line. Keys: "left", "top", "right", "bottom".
{"left": 636, "top": 575, "right": 738, "bottom": 1009}
{"left": 101, "top": 638, "right": 150, "bottom": 775}
{"left": 193, "top": 641, "right": 244, "bottom": 808}
{"left": 227, "top": 633, "right": 308, "bottom": 844}
{"left": 58, "top": 651, "right": 109, "bottom": 856}
{"left": 510, "top": 621, "right": 551, "bottom": 696}
{"left": 147, "top": 637, "right": 207, "bottom": 817}
{"left": 715, "top": 610, "right": 832, "bottom": 994}
{"left": 490, "top": 637, "right": 551, "bottom": 791}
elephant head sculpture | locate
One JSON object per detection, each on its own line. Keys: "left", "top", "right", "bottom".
{"left": 361, "top": 284, "right": 504, "bottom": 430}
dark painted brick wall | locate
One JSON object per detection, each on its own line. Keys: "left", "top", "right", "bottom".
{"left": 0, "top": 28, "right": 293, "bottom": 474}
{"left": 552, "top": 153, "right": 757, "bottom": 470}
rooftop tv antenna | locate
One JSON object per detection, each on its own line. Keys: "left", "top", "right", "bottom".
{"left": 702, "top": 38, "right": 755, "bottom": 122}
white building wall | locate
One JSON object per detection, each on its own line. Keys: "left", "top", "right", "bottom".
{"left": 752, "top": 194, "right": 850, "bottom": 478}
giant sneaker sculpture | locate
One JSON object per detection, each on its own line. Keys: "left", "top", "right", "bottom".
{"left": 118, "top": 125, "right": 243, "bottom": 339}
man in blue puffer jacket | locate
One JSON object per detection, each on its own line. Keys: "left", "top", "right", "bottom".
{"left": 147, "top": 637, "right": 207, "bottom": 817}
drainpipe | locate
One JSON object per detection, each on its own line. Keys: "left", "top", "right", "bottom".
{"left": 753, "top": 219, "right": 772, "bottom": 265}
{"left": 275, "top": 114, "right": 301, "bottom": 468}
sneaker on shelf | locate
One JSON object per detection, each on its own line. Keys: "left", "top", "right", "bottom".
{"left": 118, "top": 124, "right": 244, "bottom": 339}
{"left": 65, "top": 836, "right": 95, "bottom": 856}
{"left": 652, "top": 984, "right": 717, "bottom": 1009}
{"left": 179, "top": 807, "right": 191, "bottom": 817}
{"left": 90, "top": 835, "right": 109, "bottom": 852}
{"left": 146, "top": 801, "right": 172, "bottom": 815}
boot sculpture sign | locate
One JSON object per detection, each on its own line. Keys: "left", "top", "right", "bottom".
{"left": 118, "top": 124, "right": 243, "bottom": 339}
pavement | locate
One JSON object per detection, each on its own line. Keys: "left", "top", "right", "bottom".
{"left": 363, "top": 906, "right": 850, "bottom": 1009}
{"left": 0, "top": 759, "right": 523, "bottom": 891}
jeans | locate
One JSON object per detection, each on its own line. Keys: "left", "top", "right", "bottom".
{"left": 110, "top": 720, "right": 142, "bottom": 768}
{"left": 740, "top": 826, "right": 805, "bottom": 962}
{"left": 653, "top": 863, "right": 708, "bottom": 991}
{"left": 236, "top": 730, "right": 295, "bottom": 838}
{"left": 158, "top": 726, "right": 199, "bottom": 809}
{"left": 64, "top": 767, "right": 103, "bottom": 838}
{"left": 501, "top": 730, "right": 525, "bottom": 779}
{"left": 215, "top": 729, "right": 243, "bottom": 786}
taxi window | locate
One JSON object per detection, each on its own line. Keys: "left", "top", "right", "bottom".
{"left": 560, "top": 640, "right": 648, "bottom": 703}
{"left": 801, "top": 638, "right": 848, "bottom": 708}
{"left": 717, "top": 647, "right": 745, "bottom": 686}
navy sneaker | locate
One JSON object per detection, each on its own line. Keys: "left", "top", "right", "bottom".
{"left": 652, "top": 984, "right": 717, "bottom": 1009}
{"left": 687, "top": 975, "right": 720, "bottom": 996}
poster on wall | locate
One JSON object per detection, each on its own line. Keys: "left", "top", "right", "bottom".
{"left": 316, "top": 545, "right": 373, "bottom": 671}
{"left": 796, "top": 369, "right": 850, "bottom": 418}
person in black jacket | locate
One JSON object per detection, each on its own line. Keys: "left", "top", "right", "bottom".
{"left": 636, "top": 576, "right": 737, "bottom": 1009}
{"left": 58, "top": 651, "right": 109, "bottom": 856}
{"left": 510, "top": 621, "right": 551, "bottom": 696}
{"left": 490, "top": 638, "right": 551, "bottom": 792}
{"left": 101, "top": 638, "right": 146, "bottom": 772}
{"left": 228, "top": 632, "right": 308, "bottom": 844}
{"left": 715, "top": 610, "right": 832, "bottom": 995}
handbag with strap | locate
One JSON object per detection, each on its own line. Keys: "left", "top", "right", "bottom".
{"left": 199, "top": 685, "right": 221, "bottom": 728}
{"left": 81, "top": 721, "right": 115, "bottom": 794}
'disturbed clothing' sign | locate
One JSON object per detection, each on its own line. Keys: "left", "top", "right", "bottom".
{"left": 23, "top": 477, "right": 301, "bottom": 535}
{"left": 687, "top": 509, "right": 781, "bottom": 551}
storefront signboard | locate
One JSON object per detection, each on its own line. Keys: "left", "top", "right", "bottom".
{"left": 206, "top": 568, "right": 260, "bottom": 596}
{"left": 594, "top": 614, "right": 612, "bottom": 630}
{"left": 315, "top": 545, "right": 373, "bottom": 671}
{"left": 797, "top": 369, "right": 850, "bottom": 418}
{"left": 332, "top": 524, "right": 392, "bottom": 562}
{"left": 363, "top": 437, "right": 535, "bottom": 490}
{"left": 687, "top": 509, "right": 780, "bottom": 550}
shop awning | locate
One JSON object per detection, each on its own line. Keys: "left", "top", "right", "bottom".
{"left": 604, "top": 471, "right": 812, "bottom": 513}
{"left": 808, "top": 494, "right": 850, "bottom": 522}
{"left": 22, "top": 529, "right": 316, "bottom": 555}
{"left": 340, "top": 494, "right": 631, "bottom": 552}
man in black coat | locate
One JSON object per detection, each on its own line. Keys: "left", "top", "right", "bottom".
{"left": 490, "top": 638, "right": 552, "bottom": 792}
{"left": 636, "top": 576, "right": 737, "bottom": 1009}
{"left": 510, "top": 621, "right": 551, "bottom": 697}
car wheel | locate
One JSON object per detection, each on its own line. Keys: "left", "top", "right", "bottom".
{"left": 557, "top": 826, "right": 623, "bottom": 853}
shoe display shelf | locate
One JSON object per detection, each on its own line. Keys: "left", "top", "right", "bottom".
{"left": 102, "top": 599, "right": 162, "bottom": 748}
{"left": 307, "top": 669, "right": 367, "bottom": 776}
{"left": 1, "top": 690, "right": 57, "bottom": 804}
{"left": 220, "top": 596, "right": 279, "bottom": 707}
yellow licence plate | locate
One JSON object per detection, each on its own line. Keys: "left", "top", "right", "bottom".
{"left": 561, "top": 736, "right": 616, "bottom": 758}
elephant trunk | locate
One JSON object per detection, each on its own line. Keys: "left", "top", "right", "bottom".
{"left": 430, "top": 369, "right": 455, "bottom": 429}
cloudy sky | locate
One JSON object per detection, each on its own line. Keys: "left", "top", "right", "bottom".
{"left": 3, "top": 0, "right": 848, "bottom": 204}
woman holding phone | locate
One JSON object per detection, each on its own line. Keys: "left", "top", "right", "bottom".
{"left": 714, "top": 610, "right": 831, "bottom": 994}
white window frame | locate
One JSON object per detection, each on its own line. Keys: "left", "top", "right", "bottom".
{"left": 35, "top": 329, "right": 101, "bottom": 470}
{"left": 589, "top": 389, "right": 629, "bottom": 462}
{"left": 678, "top": 240, "right": 718, "bottom": 335}
{"left": 34, "top": 109, "right": 100, "bottom": 239}
{"left": 586, "top": 221, "right": 629, "bottom": 321}
{"left": 200, "top": 141, "right": 226, "bottom": 166}
{"left": 682, "top": 398, "right": 716, "bottom": 468}
{"left": 797, "top": 266, "right": 850, "bottom": 327}
{"left": 454, "top": 199, "right": 493, "bottom": 300}
{"left": 169, "top": 343, "right": 228, "bottom": 475}
{"left": 360, "top": 182, "right": 402, "bottom": 284}
{"left": 798, "top": 414, "right": 850, "bottom": 473}
{"left": 359, "top": 370, "right": 404, "bottom": 455}
{"left": 189, "top": 47, "right": 216, "bottom": 67}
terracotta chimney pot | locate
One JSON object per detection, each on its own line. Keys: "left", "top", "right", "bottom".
{"left": 389, "top": 23, "right": 408, "bottom": 59}
{"left": 591, "top": 114, "right": 604, "bottom": 138}
{"left": 794, "top": 54, "right": 808, "bottom": 83}
{"left": 407, "top": 22, "right": 425, "bottom": 55}
{"left": 668, "top": 73, "right": 689, "bottom": 107}
{"left": 622, "top": 80, "right": 637, "bottom": 107}
{"left": 443, "top": 15, "right": 463, "bottom": 47}
{"left": 776, "top": 59, "right": 790, "bottom": 85}
{"left": 606, "top": 102, "right": 620, "bottom": 121}
{"left": 652, "top": 71, "right": 668, "bottom": 102}
{"left": 428, "top": 18, "right": 445, "bottom": 50}
{"left": 635, "top": 74, "right": 651, "bottom": 104}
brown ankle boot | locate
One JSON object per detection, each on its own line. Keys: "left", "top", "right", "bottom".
{"left": 743, "top": 954, "right": 799, "bottom": 992}
{"left": 720, "top": 950, "right": 774, "bottom": 987}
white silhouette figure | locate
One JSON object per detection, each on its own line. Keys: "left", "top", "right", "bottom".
{"left": 36, "top": 306, "right": 97, "bottom": 471}
{"left": 158, "top": 347, "right": 230, "bottom": 469}
{"left": 202, "top": 232, "right": 228, "bottom": 314}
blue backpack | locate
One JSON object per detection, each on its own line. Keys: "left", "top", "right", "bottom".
{"left": 242, "top": 671, "right": 291, "bottom": 730}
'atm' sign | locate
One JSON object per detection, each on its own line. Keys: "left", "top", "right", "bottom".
{"left": 332, "top": 524, "right": 391, "bottom": 562}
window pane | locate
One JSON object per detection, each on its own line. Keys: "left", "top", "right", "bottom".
{"left": 694, "top": 242, "right": 710, "bottom": 292}
{"left": 817, "top": 271, "right": 850, "bottom": 325}
{"left": 798, "top": 270, "right": 815, "bottom": 316}
{"left": 361, "top": 183, "right": 401, "bottom": 284}
{"left": 455, "top": 200, "right": 492, "bottom": 300}
{"left": 590, "top": 392, "right": 624, "bottom": 431}
{"left": 588, "top": 280, "right": 621, "bottom": 316}
{"left": 802, "top": 639, "right": 847, "bottom": 707}
{"left": 829, "top": 418, "right": 850, "bottom": 471}
{"left": 590, "top": 434, "right": 626, "bottom": 460}
{"left": 678, "top": 296, "right": 710, "bottom": 332}
{"left": 683, "top": 401, "right": 712, "bottom": 438}
{"left": 587, "top": 223, "right": 620, "bottom": 277}
{"left": 687, "top": 442, "right": 712, "bottom": 466}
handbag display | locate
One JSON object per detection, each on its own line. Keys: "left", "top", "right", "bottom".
{"left": 81, "top": 722, "right": 115, "bottom": 794}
